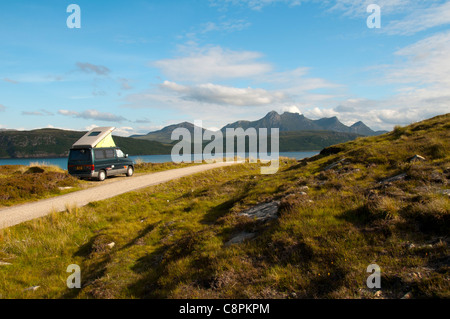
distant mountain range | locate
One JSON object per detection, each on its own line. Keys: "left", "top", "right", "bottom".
{"left": 133, "top": 111, "right": 387, "bottom": 143}
{"left": 223, "top": 111, "right": 387, "bottom": 135}
{"left": 0, "top": 112, "right": 389, "bottom": 159}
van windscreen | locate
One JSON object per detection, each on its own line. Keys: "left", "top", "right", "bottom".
{"left": 69, "top": 149, "right": 91, "bottom": 161}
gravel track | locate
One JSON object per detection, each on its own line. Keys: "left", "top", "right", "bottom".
{"left": 0, "top": 161, "right": 242, "bottom": 229}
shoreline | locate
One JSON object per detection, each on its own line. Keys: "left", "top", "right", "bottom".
{"left": 0, "top": 150, "right": 322, "bottom": 160}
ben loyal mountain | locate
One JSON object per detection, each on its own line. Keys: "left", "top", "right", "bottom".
{"left": 221, "top": 111, "right": 385, "bottom": 135}
{"left": 133, "top": 111, "right": 387, "bottom": 143}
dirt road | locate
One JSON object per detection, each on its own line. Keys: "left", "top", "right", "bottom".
{"left": 0, "top": 161, "right": 243, "bottom": 229}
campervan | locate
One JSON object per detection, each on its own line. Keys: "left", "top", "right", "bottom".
{"left": 68, "top": 127, "right": 134, "bottom": 181}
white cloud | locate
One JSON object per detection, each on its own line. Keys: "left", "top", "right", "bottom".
{"left": 304, "top": 107, "right": 339, "bottom": 119}
{"left": 84, "top": 124, "right": 138, "bottom": 136}
{"left": 59, "top": 109, "right": 128, "bottom": 122}
{"left": 210, "top": 0, "right": 303, "bottom": 11}
{"left": 3, "top": 78, "right": 18, "bottom": 84}
{"left": 213, "top": 0, "right": 421, "bottom": 14}
{"left": 388, "top": 31, "right": 450, "bottom": 86}
{"left": 58, "top": 109, "right": 78, "bottom": 116}
{"left": 384, "top": 2, "right": 450, "bottom": 35}
{"left": 5, "top": 74, "right": 63, "bottom": 84}
{"left": 206, "top": 126, "right": 221, "bottom": 132}
{"left": 322, "top": 30, "right": 449, "bottom": 129}
{"left": 22, "top": 109, "right": 54, "bottom": 116}
{"left": 0, "top": 104, "right": 5, "bottom": 112}
{"left": 76, "top": 62, "right": 111, "bottom": 76}
{"left": 112, "top": 126, "right": 137, "bottom": 137}
{"left": 305, "top": 93, "right": 449, "bottom": 131}
{"left": 153, "top": 46, "right": 271, "bottom": 82}
{"left": 328, "top": 0, "right": 417, "bottom": 16}
{"left": 281, "top": 105, "right": 302, "bottom": 114}
{"left": 260, "top": 67, "right": 341, "bottom": 97}
{"left": 200, "top": 19, "right": 252, "bottom": 33}
{"left": 160, "top": 81, "right": 287, "bottom": 106}
{"left": 45, "top": 124, "right": 77, "bottom": 131}
{"left": 118, "top": 78, "right": 132, "bottom": 90}
{"left": 212, "top": 0, "right": 450, "bottom": 35}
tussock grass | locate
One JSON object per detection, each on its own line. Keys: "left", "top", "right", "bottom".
{"left": 0, "top": 165, "right": 82, "bottom": 207}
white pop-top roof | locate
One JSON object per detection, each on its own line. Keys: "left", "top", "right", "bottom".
{"left": 72, "top": 127, "right": 116, "bottom": 148}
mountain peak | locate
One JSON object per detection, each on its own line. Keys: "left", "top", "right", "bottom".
{"left": 264, "top": 110, "right": 280, "bottom": 118}
{"left": 281, "top": 111, "right": 304, "bottom": 117}
{"left": 351, "top": 121, "right": 367, "bottom": 127}
{"left": 136, "top": 110, "right": 378, "bottom": 141}
{"left": 349, "top": 121, "right": 375, "bottom": 135}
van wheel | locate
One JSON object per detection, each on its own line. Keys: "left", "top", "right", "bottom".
{"left": 126, "top": 166, "right": 134, "bottom": 177}
{"left": 98, "top": 170, "right": 106, "bottom": 181}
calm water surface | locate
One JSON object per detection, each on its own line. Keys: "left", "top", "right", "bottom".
{"left": 0, "top": 151, "right": 319, "bottom": 170}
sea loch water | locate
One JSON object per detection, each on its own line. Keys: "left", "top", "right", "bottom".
{"left": 0, "top": 151, "right": 319, "bottom": 170}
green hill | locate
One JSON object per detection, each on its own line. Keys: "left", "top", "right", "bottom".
{"left": 278, "top": 131, "right": 361, "bottom": 151}
{"left": 132, "top": 122, "right": 214, "bottom": 144}
{"left": 0, "top": 113, "right": 448, "bottom": 299}
{"left": 0, "top": 128, "right": 173, "bottom": 158}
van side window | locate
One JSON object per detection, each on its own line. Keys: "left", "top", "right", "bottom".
{"left": 116, "top": 149, "right": 125, "bottom": 158}
{"left": 94, "top": 149, "right": 105, "bottom": 159}
{"left": 105, "top": 149, "right": 115, "bottom": 159}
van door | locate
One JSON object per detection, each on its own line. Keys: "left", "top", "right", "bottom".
{"left": 103, "top": 148, "right": 118, "bottom": 175}
{"left": 115, "top": 148, "right": 128, "bottom": 174}
{"left": 68, "top": 148, "right": 92, "bottom": 176}
{"left": 93, "top": 149, "right": 109, "bottom": 174}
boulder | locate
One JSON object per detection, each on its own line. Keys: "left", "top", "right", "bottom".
{"left": 58, "top": 186, "right": 74, "bottom": 190}
{"left": 323, "top": 158, "right": 347, "bottom": 171}
{"left": 379, "top": 173, "right": 407, "bottom": 184}
{"left": 401, "top": 292, "right": 413, "bottom": 299}
{"left": 439, "top": 189, "right": 450, "bottom": 197}
{"left": 238, "top": 201, "right": 280, "bottom": 222}
{"left": 225, "top": 232, "right": 256, "bottom": 246}
{"left": 408, "top": 154, "right": 426, "bottom": 162}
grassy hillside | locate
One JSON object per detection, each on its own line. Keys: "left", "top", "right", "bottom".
{"left": 0, "top": 113, "right": 448, "bottom": 299}
{"left": 278, "top": 131, "right": 360, "bottom": 151}
{"left": 0, "top": 129, "right": 173, "bottom": 158}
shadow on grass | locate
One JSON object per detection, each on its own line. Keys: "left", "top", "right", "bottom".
{"left": 337, "top": 205, "right": 377, "bottom": 226}
{"left": 60, "top": 233, "right": 118, "bottom": 298}
{"left": 120, "top": 221, "right": 161, "bottom": 251}
{"left": 127, "top": 231, "right": 217, "bottom": 298}
{"left": 200, "top": 197, "right": 244, "bottom": 225}
{"left": 62, "top": 257, "right": 112, "bottom": 299}
{"left": 306, "top": 267, "right": 349, "bottom": 298}
{"left": 127, "top": 245, "right": 167, "bottom": 298}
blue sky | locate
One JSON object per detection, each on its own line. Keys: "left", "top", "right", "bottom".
{"left": 0, "top": 0, "right": 449, "bottom": 135}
